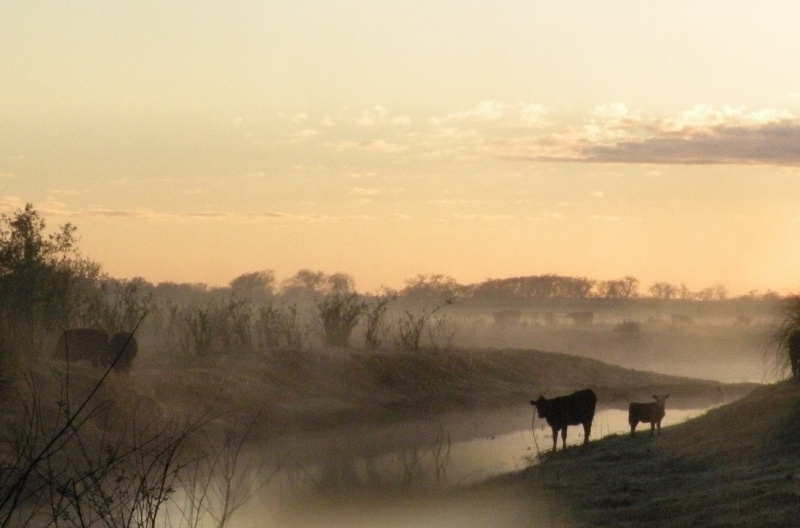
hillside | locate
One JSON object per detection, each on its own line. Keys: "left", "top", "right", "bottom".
{"left": 124, "top": 347, "right": 756, "bottom": 438}
{"left": 496, "top": 379, "right": 800, "bottom": 527}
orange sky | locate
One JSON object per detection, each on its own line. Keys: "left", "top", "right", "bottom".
{"left": 2, "top": 2, "right": 800, "bottom": 295}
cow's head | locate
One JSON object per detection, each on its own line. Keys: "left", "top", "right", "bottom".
{"left": 652, "top": 394, "right": 670, "bottom": 408}
{"left": 530, "top": 395, "right": 549, "bottom": 418}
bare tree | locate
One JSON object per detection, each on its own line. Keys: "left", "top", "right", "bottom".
{"left": 364, "top": 291, "right": 396, "bottom": 350}
{"left": 317, "top": 292, "right": 366, "bottom": 347}
{"left": 395, "top": 299, "right": 455, "bottom": 352}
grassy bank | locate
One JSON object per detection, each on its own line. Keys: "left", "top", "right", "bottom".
{"left": 494, "top": 379, "right": 800, "bottom": 527}
{"left": 125, "top": 347, "right": 757, "bottom": 438}
{"left": 0, "top": 347, "right": 768, "bottom": 527}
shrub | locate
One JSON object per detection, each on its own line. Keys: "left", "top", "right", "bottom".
{"left": 317, "top": 292, "right": 366, "bottom": 347}
{"left": 774, "top": 294, "right": 800, "bottom": 377}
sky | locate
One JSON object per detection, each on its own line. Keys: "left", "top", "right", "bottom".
{"left": 2, "top": 1, "right": 800, "bottom": 295}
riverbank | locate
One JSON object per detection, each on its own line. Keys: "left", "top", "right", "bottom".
{"left": 130, "top": 347, "right": 758, "bottom": 438}
{"left": 0, "top": 347, "right": 769, "bottom": 527}
{"left": 483, "top": 379, "right": 800, "bottom": 527}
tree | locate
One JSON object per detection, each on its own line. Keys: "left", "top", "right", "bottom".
{"left": 396, "top": 298, "right": 455, "bottom": 352}
{"left": 229, "top": 271, "right": 275, "bottom": 300}
{"left": 0, "top": 204, "right": 83, "bottom": 366}
{"left": 279, "top": 270, "right": 356, "bottom": 298}
{"left": 695, "top": 284, "right": 728, "bottom": 301}
{"left": 595, "top": 276, "right": 639, "bottom": 299}
{"left": 648, "top": 282, "right": 678, "bottom": 300}
{"left": 364, "top": 290, "right": 396, "bottom": 350}
{"left": 774, "top": 294, "right": 800, "bottom": 377}
{"left": 279, "top": 269, "right": 326, "bottom": 297}
{"left": 317, "top": 292, "right": 366, "bottom": 347}
{"left": 401, "top": 274, "right": 462, "bottom": 300}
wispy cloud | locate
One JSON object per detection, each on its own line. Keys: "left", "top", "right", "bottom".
{"left": 280, "top": 103, "right": 800, "bottom": 166}
{"left": 347, "top": 187, "right": 405, "bottom": 196}
{"left": 574, "top": 123, "right": 800, "bottom": 165}
{"left": 428, "top": 198, "right": 487, "bottom": 206}
{"left": 450, "top": 213, "right": 513, "bottom": 221}
{"left": 0, "top": 202, "right": 340, "bottom": 225}
{"left": 323, "top": 140, "right": 403, "bottom": 153}
{"left": 494, "top": 105, "right": 800, "bottom": 165}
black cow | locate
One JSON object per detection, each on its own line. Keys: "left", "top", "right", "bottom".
{"left": 52, "top": 328, "right": 110, "bottom": 368}
{"left": 530, "top": 388, "right": 597, "bottom": 452}
{"left": 628, "top": 394, "right": 669, "bottom": 437}
{"left": 105, "top": 332, "right": 138, "bottom": 373}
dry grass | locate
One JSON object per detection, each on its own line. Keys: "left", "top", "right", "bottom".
{"left": 125, "top": 347, "right": 755, "bottom": 440}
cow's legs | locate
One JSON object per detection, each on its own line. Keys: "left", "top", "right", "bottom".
{"left": 650, "top": 422, "right": 656, "bottom": 437}
{"left": 630, "top": 420, "right": 637, "bottom": 437}
{"left": 583, "top": 421, "right": 592, "bottom": 445}
{"left": 560, "top": 427, "right": 567, "bottom": 450}
{"left": 550, "top": 427, "right": 558, "bottom": 452}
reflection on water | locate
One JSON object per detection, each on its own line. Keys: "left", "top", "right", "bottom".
{"left": 163, "top": 405, "right": 713, "bottom": 527}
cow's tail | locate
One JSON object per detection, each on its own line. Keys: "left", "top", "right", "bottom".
{"left": 531, "top": 410, "right": 541, "bottom": 457}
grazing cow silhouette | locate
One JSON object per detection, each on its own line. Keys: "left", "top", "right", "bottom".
{"left": 789, "top": 329, "right": 800, "bottom": 377}
{"left": 105, "top": 332, "right": 138, "bottom": 373}
{"left": 628, "top": 394, "right": 670, "bottom": 437}
{"left": 52, "top": 328, "right": 110, "bottom": 368}
{"left": 531, "top": 389, "right": 597, "bottom": 452}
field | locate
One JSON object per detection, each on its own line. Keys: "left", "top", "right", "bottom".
{"left": 0, "top": 313, "right": 785, "bottom": 527}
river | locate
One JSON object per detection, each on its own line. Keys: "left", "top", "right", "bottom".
{"left": 166, "top": 402, "right": 714, "bottom": 527}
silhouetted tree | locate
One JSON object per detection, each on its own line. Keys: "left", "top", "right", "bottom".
{"left": 0, "top": 204, "right": 83, "bottom": 367}
{"left": 364, "top": 290, "right": 396, "bottom": 350}
{"left": 648, "top": 282, "right": 678, "bottom": 300}
{"left": 774, "top": 294, "right": 800, "bottom": 377}
{"left": 595, "top": 276, "right": 639, "bottom": 299}
{"left": 470, "top": 274, "right": 594, "bottom": 300}
{"left": 317, "top": 292, "right": 366, "bottom": 347}
{"left": 401, "top": 274, "right": 463, "bottom": 300}
{"left": 230, "top": 270, "right": 275, "bottom": 300}
{"left": 396, "top": 298, "right": 455, "bottom": 352}
{"left": 695, "top": 284, "right": 729, "bottom": 301}
{"left": 279, "top": 269, "right": 327, "bottom": 298}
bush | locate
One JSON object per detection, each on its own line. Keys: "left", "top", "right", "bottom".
{"left": 0, "top": 204, "right": 82, "bottom": 366}
{"left": 774, "top": 294, "right": 800, "bottom": 377}
{"left": 317, "top": 292, "right": 366, "bottom": 347}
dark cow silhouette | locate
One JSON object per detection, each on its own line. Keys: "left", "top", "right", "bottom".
{"left": 105, "top": 332, "right": 138, "bottom": 373}
{"left": 789, "top": 329, "right": 800, "bottom": 377}
{"left": 530, "top": 388, "right": 597, "bottom": 452}
{"left": 628, "top": 394, "right": 669, "bottom": 437}
{"left": 52, "top": 328, "right": 110, "bottom": 368}
{"left": 53, "top": 328, "right": 138, "bottom": 373}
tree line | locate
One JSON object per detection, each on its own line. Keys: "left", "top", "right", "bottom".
{"left": 0, "top": 203, "right": 788, "bottom": 366}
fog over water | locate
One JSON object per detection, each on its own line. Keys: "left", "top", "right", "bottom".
{"left": 166, "top": 402, "right": 721, "bottom": 528}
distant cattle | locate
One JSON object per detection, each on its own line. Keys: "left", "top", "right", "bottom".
{"left": 53, "top": 328, "right": 138, "bottom": 373}
{"left": 530, "top": 388, "right": 597, "bottom": 452}
{"left": 105, "top": 332, "right": 138, "bottom": 373}
{"left": 628, "top": 394, "right": 670, "bottom": 437}
{"left": 789, "top": 330, "right": 800, "bottom": 378}
{"left": 53, "top": 328, "right": 110, "bottom": 368}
